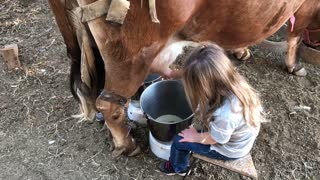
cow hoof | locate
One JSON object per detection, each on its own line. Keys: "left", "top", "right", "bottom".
{"left": 128, "top": 145, "right": 141, "bottom": 157}
{"left": 293, "top": 68, "right": 307, "bottom": 76}
{"left": 292, "top": 65, "right": 307, "bottom": 76}
{"left": 111, "top": 145, "right": 141, "bottom": 158}
{"left": 112, "top": 147, "right": 126, "bottom": 158}
{"left": 234, "top": 48, "right": 251, "bottom": 60}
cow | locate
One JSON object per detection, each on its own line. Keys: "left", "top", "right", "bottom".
{"left": 286, "top": 0, "right": 320, "bottom": 76}
{"left": 48, "top": 0, "right": 319, "bottom": 157}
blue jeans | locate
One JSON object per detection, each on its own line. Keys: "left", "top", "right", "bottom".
{"left": 169, "top": 135, "right": 237, "bottom": 173}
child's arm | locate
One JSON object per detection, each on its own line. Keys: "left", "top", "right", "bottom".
{"left": 198, "top": 132, "right": 217, "bottom": 145}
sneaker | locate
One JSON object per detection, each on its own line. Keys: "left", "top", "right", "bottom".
{"left": 159, "top": 161, "right": 189, "bottom": 176}
{"left": 95, "top": 112, "right": 104, "bottom": 123}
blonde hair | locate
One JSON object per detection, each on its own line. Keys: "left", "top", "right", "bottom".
{"left": 182, "top": 43, "right": 263, "bottom": 128}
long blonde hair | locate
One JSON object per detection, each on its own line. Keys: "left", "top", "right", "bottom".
{"left": 182, "top": 43, "right": 263, "bottom": 128}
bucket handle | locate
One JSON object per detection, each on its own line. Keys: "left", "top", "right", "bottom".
{"left": 144, "top": 112, "right": 151, "bottom": 127}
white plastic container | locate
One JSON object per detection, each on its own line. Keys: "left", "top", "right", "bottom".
{"left": 127, "top": 100, "right": 147, "bottom": 125}
{"left": 149, "top": 132, "right": 172, "bottom": 160}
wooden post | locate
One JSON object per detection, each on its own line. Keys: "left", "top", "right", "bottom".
{"left": 0, "top": 44, "right": 21, "bottom": 70}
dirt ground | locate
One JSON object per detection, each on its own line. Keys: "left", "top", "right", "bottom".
{"left": 0, "top": 0, "right": 319, "bottom": 180}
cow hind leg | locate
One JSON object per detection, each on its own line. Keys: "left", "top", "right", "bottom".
{"left": 67, "top": 39, "right": 97, "bottom": 122}
{"left": 286, "top": 35, "right": 307, "bottom": 76}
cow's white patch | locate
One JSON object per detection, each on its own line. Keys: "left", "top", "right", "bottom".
{"left": 151, "top": 38, "right": 200, "bottom": 75}
{"left": 160, "top": 40, "right": 199, "bottom": 65}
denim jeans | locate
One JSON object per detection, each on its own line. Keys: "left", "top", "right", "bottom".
{"left": 169, "top": 135, "right": 237, "bottom": 173}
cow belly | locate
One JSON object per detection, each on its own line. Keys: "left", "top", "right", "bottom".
{"left": 179, "top": 0, "right": 306, "bottom": 49}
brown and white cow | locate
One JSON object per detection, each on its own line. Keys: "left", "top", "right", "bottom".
{"left": 48, "top": 0, "right": 320, "bottom": 156}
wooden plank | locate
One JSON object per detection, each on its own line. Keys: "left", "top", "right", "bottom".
{"left": 193, "top": 153, "right": 258, "bottom": 180}
{"left": 105, "top": 0, "right": 129, "bottom": 24}
{"left": 80, "top": 0, "right": 111, "bottom": 22}
{"left": 0, "top": 44, "right": 21, "bottom": 70}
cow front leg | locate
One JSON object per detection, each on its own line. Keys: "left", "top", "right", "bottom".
{"left": 286, "top": 34, "right": 307, "bottom": 76}
{"left": 96, "top": 97, "right": 141, "bottom": 158}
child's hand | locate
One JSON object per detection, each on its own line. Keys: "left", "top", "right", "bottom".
{"left": 178, "top": 126, "right": 202, "bottom": 143}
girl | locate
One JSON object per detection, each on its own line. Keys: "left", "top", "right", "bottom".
{"left": 159, "top": 43, "right": 264, "bottom": 176}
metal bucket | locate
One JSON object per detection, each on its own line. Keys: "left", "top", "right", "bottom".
{"left": 299, "top": 42, "right": 320, "bottom": 65}
{"left": 133, "top": 73, "right": 162, "bottom": 101}
{"left": 144, "top": 73, "right": 162, "bottom": 87}
{"left": 149, "top": 132, "right": 171, "bottom": 160}
{"left": 140, "top": 80, "right": 193, "bottom": 142}
{"left": 127, "top": 100, "right": 147, "bottom": 125}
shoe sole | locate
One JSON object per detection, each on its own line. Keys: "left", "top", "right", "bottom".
{"left": 178, "top": 169, "right": 192, "bottom": 176}
{"left": 165, "top": 171, "right": 191, "bottom": 176}
{"left": 156, "top": 168, "right": 191, "bottom": 176}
